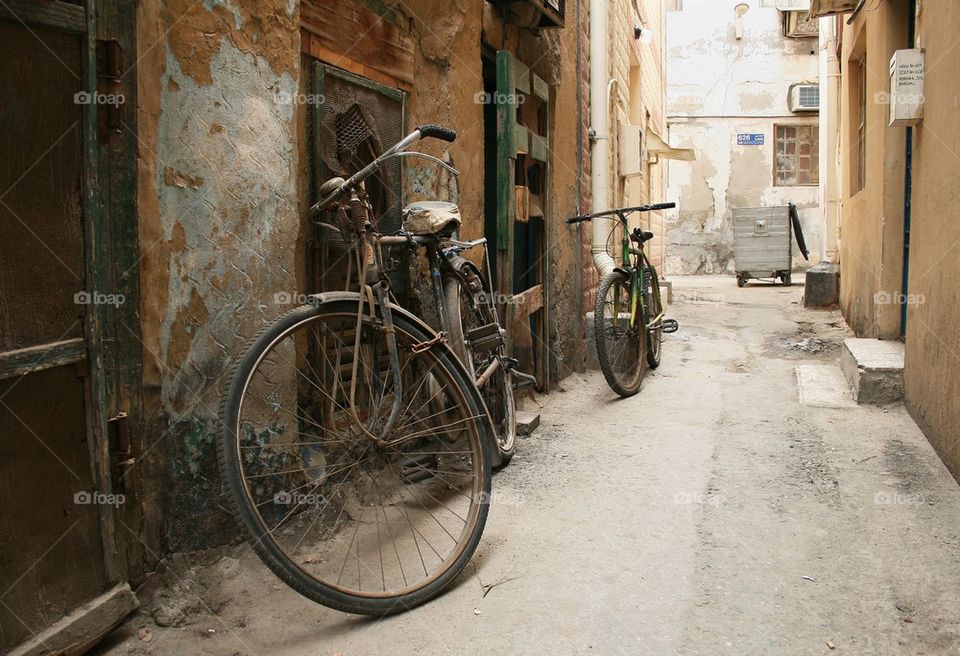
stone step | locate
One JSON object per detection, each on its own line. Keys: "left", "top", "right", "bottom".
{"left": 516, "top": 411, "right": 541, "bottom": 436}
{"left": 840, "top": 337, "right": 904, "bottom": 405}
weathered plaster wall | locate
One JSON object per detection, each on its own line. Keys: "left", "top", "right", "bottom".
{"left": 667, "top": 117, "right": 821, "bottom": 273}
{"left": 665, "top": 0, "right": 820, "bottom": 275}
{"left": 137, "top": 0, "right": 301, "bottom": 552}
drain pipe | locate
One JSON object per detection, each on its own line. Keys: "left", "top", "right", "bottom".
{"left": 820, "top": 15, "right": 841, "bottom": 263}
{"left": 589, "top": 0, "right": 615, "bottom": 276}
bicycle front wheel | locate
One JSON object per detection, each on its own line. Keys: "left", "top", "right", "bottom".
{"left": 219, "top": 299, "right": 493, "bottom": 615}
{"left": 595, "top": 270, "right": 647, "bottom": 397}
{"left": 645, "top": 266, "right": 663, "bottom": 369}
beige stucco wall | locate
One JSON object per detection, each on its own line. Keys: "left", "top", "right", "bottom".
{"left": 836, "top": 1, "right": 909, "bottom": 339}
{"left": 901, "top": 0, "right": 960, "bottom": 481}
{"left": 666, "top": 0, "right": 820, "bottom": 275}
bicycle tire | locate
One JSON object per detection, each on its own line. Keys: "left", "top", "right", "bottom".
{"left": 442, "top": 274, "right": 516, "bottom": 467}
{"left": 595, "top": 270, "right": 648, "bottom": 397}
{"left": 219, "top": 298, "right": 493, "bottom": 615}
{"left": 645, "top": 266, "right": 663, "bottom": 369}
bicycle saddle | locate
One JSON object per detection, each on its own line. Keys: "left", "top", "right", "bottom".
{"left": 402, "top": 201, "right": 462, "bottom": 236}
{"left": 631, "top": 228, "right": 655, "bottom": 243}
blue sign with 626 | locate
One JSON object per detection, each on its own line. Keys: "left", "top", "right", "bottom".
{"left": 737, "top": 133, "right": 765, "bottom": 146}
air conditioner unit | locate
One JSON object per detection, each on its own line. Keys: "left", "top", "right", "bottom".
{"left": 808, "top": 0, "right": 859, "bottom": 18}
{"left": 491, "top": 0, "right": 565, "bottom": 29}
{"left": 783, "top": 10, "right": 818, "bottom": 38}
{"left": 789, "top": 84, "right": 820, "bottom": 112}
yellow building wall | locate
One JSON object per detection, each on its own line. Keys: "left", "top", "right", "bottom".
{"left": 836, "top": 0, "right": 960, "bottom": 479}
{"left": 837, "top": 0, "right": 909, "bottom": 339}
{"left": 903, "top": 0, "right": 960, "bottom": 480}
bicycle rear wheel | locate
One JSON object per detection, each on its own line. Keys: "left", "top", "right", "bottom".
{"left": 219, "top": 299, "right": 493, "bottom": 615}
{"left": 443, "top": 274, "right": 516, "bottom": 467}
{"left": 595, "top": 270, "right": 647, "bottom": 397}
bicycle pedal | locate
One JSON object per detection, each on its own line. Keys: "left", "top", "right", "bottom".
{"left": 661, "top": 319, "right": 679, "bottom": 334}
{"left": 465, "top": 322, "right": 504, "bottom": 352}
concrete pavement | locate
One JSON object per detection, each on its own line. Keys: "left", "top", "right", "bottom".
{"left": 95, "top": 275, "right": 960, "bottom": 656}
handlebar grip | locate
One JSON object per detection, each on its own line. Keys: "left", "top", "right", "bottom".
{"left": 418, "top": 124, "right": 457, "bottom": 143}
{"left": 566, "top": 215, "right": 589, "bottom": 224}
{"left": 649, "top": 202, "right": 676, "bottom": 211}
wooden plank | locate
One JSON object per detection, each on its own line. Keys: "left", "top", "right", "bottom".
{"left": 512, "top": 57, "right": 530, "bottom": 94}
{"left": 8, "top": 583, "right": 137, "bottom": 656}
{"left": 530, "top": 133, "right": 548, "bottom": 162}
{"left": 0, "top": 0, "right": 85, "bottom": 33}
{"left": 531, "top": 72, "right": 549, "bottom": 101}
{"left": 96, "top": 0, "right": 143, "bottom": 578}
{"left": 82, "top": 0, "right": 119, "bottom": 584}
{"left": 513, "top": 123, "right": 530, "bottom": 155}
{"left": 0, "top": 338, "right": 86, "bottom": 380}
{"left": 511, "top": 284, "right": 544, "bottom": 315}
{"left": 302, "top": 30, "right": 413, "bottom": 92}
{"left": 300, "top": 0, "right": 414, "bottom": 84}
{"left": 496, "top": 50, "right": 516, "bottom": 252}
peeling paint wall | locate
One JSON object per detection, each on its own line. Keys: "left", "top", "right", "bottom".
{"left": 665, "top": 0, "right": 820, "bottom": 275}
{"left": 137, "top": 0, "right": 301, "bottom": 552}
{"left": 132, "top": 0, "right": 588, "bottom": 559}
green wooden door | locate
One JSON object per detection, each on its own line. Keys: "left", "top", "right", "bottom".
{"left": 0, "top": 2, "right": 138, "bottom": 652}
{"left": 494, "top": 50, "right": 552, "bottom": 391}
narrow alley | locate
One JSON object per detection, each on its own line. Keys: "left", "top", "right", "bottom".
{"left": 4, "top": 1, "right": 960, "bottom": 654}
{"left": 94, "top": 276, "right": 960, "bottom": 655}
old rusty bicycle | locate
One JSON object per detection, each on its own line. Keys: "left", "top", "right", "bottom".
{"left": 218, "top": 125, "right": 508, "bottom": 615}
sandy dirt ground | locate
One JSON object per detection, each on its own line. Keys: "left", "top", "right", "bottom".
{"left": 93, "top": 275, "right": 960, "bottom": 655}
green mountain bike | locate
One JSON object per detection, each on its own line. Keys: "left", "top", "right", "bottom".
{"left": 566, "top": 203, "right": 679, "bottom": 397}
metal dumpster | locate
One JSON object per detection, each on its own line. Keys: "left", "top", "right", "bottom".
{"left": 732, "top": 205, "right": 792, "bottom": 287}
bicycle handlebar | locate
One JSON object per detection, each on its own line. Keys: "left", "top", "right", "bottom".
{"left": 418, "top": 124, "right": 457, "bottom": 142}
{"left": 566, "top": 202, "right": 676, "bottom": 224}
{"left": 311, "top": 124, "right": 458, "bottom": 214}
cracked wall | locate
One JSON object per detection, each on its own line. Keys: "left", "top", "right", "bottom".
{"left": 133, "top": 0, "right": 588, "bottom": 558}
{"left": 665, "top": 0, "right": 820, "bottom": 275}
{"left": 138, "top": 0, "right": 300, "bottom": 552}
